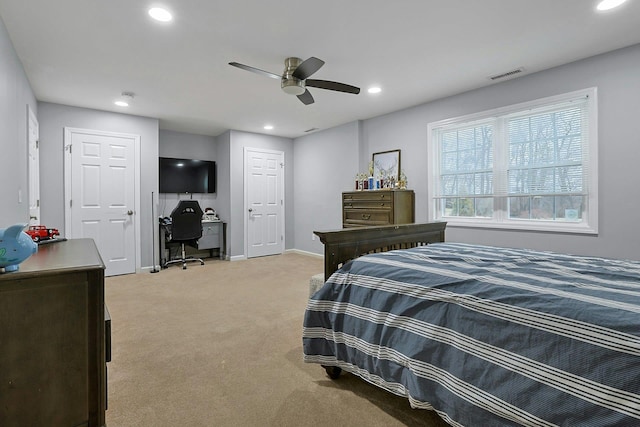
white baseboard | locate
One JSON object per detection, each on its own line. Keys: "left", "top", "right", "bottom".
{"left": 285, "top": 249, "right": 323, "bottom": 259}
{"left": 138, "top": 265, "right": 159, "bottom": 274}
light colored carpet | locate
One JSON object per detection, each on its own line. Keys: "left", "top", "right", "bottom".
{"left": 105, "top": 252, "right": 449, "bottom": 426}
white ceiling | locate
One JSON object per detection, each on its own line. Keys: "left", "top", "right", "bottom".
{"left": 1, "top": 0, "right": 639, "bottom": 139}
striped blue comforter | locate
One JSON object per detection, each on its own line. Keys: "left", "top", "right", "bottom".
{"left": 303, "top": 243, "right": 640, "bottom": 426}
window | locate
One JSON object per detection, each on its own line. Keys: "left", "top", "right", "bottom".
{"left": 427, "top": 88, "right": 598, "bottom": 234}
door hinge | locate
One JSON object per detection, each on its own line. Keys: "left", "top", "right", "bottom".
{"left": 65, "top": 144, "right": 72, "bottom": 153}
{"left": 37, "top": 199, "right": 40, "bottom": 207}
{"left": 36, "top": 140, "right": 39, "bottom": 149}
{"left": 70, "top": 199, "right": 72, "bottom": 207}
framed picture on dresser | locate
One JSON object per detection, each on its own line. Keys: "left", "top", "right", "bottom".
{"left": 372, "top": 149, "right": 401, "bottom": 181}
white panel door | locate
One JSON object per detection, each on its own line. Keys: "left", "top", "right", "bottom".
{"left": 28, "top": 106, "right": 39, "bottom": 225}
{"left": 65, "top": 128, "right": 138, "bottom": 276}
{"left": 245, "top": 148, "right": 284, "bottom": 258}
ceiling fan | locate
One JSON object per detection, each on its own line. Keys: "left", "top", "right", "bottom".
{"left": 228, "top": 57, "right": 360, "bottom": 105}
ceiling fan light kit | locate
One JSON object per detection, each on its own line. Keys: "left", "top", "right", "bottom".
{"left": 229, "top": 56, "right": 360, "bottom": 105}
{"left": 281, "top": 80, "right": 306, "bottom": 96}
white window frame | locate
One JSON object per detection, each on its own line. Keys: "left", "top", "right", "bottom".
{"left": 427, "top": 88, "right": 598, "bottom": 234}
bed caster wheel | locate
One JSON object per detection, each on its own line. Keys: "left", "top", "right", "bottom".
{"left": 182, "top": 265, "right": 187, "bottom": 270}
{"left": 200, "top": 261, "right": 204, "bottom": 265}
{"left": 322, "top": 365, "right": 342, "bottom": 379}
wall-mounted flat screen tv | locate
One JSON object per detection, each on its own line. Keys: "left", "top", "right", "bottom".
{"left": 159, "top": 157, "right": 216, "bottom": 193}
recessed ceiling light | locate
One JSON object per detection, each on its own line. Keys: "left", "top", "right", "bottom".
{"left": 114, "top": 92, "right": 134, "bottom": 107}
{"left": 264, "top": 125, "right": 274, "bottom": 130}
{"left": 148, "top": 7, "right": 173, "bottom": 22}
{"left": 368, "top": 87, "right": 382, "bottom": 94}
{"left": 596, "top": 0, "right": 627, "bottom": 11}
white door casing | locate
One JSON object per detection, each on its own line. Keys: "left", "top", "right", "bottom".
{"left": 245, "top": 147, "right": 284, "bottom": 258}
{"left": 64, "top": 128, "right": 140, "bottom": 276}
{"left": 28, "top": 106, "right": 39, "bottom": 225}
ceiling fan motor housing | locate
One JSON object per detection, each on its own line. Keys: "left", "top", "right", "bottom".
{"left": 281, "top": 57, "right": 306, "bottom": 95}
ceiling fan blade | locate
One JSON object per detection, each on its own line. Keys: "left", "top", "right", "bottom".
{"left": 292, "top": 57, "right": 325, "bottom": 80}
{"left": 306, "top": 79, "right": 361, "bottom": 94}
{"left": 228, "top": 62, "right": 281, "bottom": 80}
{"left": 297, "top": 89, "right": 315, "bottom": 105}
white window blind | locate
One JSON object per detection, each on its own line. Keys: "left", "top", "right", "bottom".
{"left": 427, "top": 88, "right": 598, "bottom": 234}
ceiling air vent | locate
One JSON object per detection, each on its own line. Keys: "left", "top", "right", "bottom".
{"left": 489, "top": 67, "right": 524, "bottom": 81}
{"left": 304, "top": 127, "right": 319, "bottom": 133}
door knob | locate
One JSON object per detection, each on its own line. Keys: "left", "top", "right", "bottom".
{"left": 127, "top": 210, "right": 133, "bottom": 215}
{"left": 248, "top": 208, "right": 253, "bottom": 212}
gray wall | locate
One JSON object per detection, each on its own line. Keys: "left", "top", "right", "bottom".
{"left": 294, "top": 44, "right": 640, "bottom": 261}
{"left": 0, "top": 16, "right": 37, "bottom": 226}
{"left": 37, "top": 102, "right": 159, "bottom": 267}
{"left": 158, "top": 129, "right": 218, "bottom": 218}
{"left": 293, "top": 121, "right": 360, "bottom": 254}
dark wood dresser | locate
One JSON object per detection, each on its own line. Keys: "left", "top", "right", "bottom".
{"left": 0, "top": 238, "right": 107, "bottom": 427}
{"left": 342, "top": 189, "right": 415, "bottom": 228}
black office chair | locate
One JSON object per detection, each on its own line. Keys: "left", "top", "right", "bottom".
{"left": 165, "top": 200, "right": 205, "bottom": 270}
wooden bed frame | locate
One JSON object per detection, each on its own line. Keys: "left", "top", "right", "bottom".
{"left": 314, "top": 222, "right": 447, "bottom": 281}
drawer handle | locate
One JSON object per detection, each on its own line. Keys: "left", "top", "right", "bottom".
{"left": 380, "top": 203, "right": 385, "bottom": 206}
{"left": 362, "top": 214, "right": 371, "bottom": 220}
{"left": 345, "top": 203, "right": 352, "bottom": 208}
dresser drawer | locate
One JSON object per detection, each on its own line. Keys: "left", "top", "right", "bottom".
{"left": 202, "top": 223, "right": 220, "bottom": 237}
{"left": 343, "top": 191, "right": 393, "bottom": 203}
{"left": 343, "top": 200, "right": 393, "bottom": 210}
{"left": 343, "top": 209, "right": 390, "bottom": 226}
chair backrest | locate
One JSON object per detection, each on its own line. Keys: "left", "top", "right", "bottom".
{"left": 170, "top": 200, "right": 203, "bottom": 241}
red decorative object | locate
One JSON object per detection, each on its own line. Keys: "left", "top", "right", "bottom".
{"left": 25, "top": 225, "right": 60, "bottom": 243}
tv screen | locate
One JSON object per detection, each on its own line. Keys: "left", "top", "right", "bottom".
{"left": 159, "top": 157, "right": 216, "bottom": 193}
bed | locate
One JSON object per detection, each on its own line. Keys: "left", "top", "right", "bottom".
{"left": 303, "top": 222, "right": 640, "bottom": 426}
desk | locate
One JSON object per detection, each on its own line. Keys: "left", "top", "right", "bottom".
{"left": 160, "top": 220, "right": 225, "bottom": 267}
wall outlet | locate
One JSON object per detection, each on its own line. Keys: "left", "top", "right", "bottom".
{"left": 311, "top": 233, "right": 315, "bottom": 241}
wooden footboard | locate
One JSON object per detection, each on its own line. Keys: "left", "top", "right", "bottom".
{"left": 314, "top": 222, "right": 447, "bottom": 281}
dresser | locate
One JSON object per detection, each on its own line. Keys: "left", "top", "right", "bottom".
{"left": 342, "top": 189, "right": 415, "bottom": 228}
{"left": 0, "top": 239, "right": 107, "bottom": 427}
